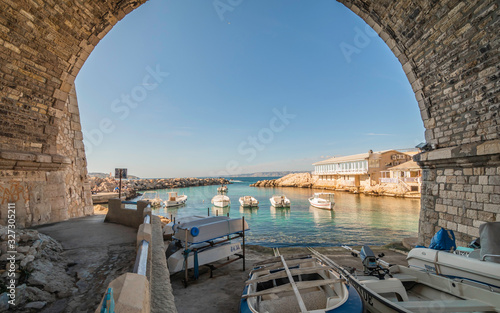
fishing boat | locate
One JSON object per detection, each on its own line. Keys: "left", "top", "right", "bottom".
{"left": 211, "top": 194, "right": 230, "bottom": 207}
{"left": 270, "top": 195, "right": 290, "bottom": 208}
{"left": 308, "top": 193, "right": 335, "bottom": 210}
{"left": 163, "top": 191, "right": 187, "bottom": 207}
{"left": 165, "top": 216, "right": 249, "bottom": 274}
{"left": 308, "top": 246, "right": 500, "bottom": 313}
{"left": 217, "top": 184, "right": 228, "bottom": 193}
{"left": 407, "top": 222, "right": 500, "bottom": 290}
{"left": 140, "top": 191, "right": 162, "bottom": 207}
{"left": 239, "top": 196, "right": 259, "bottom": 208}
{"left": 240, "top": 253, "right": 363, "bottom": 313}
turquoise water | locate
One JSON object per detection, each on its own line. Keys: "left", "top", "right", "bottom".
{"left": 133, "top": 177, "right": 420, "bottom": 247}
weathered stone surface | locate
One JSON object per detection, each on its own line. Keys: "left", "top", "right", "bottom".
{"left": 0, "top": 0, "right": 498, "bottom": 248}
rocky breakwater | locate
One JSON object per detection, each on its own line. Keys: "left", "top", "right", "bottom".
{"left": 90, "top": 177, "right": 229, "bottom": 199}
{"left": 250, "top": 173, "right": 317, "bottom": 188}
{"left": 0, "top": 227, "right": 76, "bottom": 312}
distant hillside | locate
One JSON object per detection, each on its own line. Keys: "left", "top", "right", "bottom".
{"left": 88, "top": 172, "right": 140, "bottom": 179}
{"left": 225, "top": 171, "right": 308, "bottom": 178}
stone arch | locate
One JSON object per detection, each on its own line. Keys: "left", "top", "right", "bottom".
{"left": 0, "top": 0, "right": 498, "bottom": 245}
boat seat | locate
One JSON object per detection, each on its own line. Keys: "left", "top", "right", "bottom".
{"left": 361, "top": 278, "right": 409, "bottom": 302}
{"left": 391, "top": 274, "right": 418, "bottom": 282}
{"left": 398, "top": 299, "right": 495, "bottom": 312}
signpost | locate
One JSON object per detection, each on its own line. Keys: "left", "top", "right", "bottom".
{"left": 114, "top": 168, "right": 128, "bottom": 199}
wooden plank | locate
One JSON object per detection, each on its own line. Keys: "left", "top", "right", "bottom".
{"left": 242, "top": 279, "right": 341, "bottom": 298}
{"left": 245, "top": 266, "right": 334, "bottom": 285}
{"left": 280, "top": 255, "right": 308, "bottom": 313}
{"left": 398, "top": 300, "right": 494, "bottom": 312}
{"left": 253, "top": 254, "right": 312, "bottom": 266}
{"left": 251, "top": 258, "right": 317, "bottom": 273}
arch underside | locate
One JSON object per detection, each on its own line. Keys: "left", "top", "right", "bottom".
{"left": 0, "top": 0, "right": 498, "bottom": 245}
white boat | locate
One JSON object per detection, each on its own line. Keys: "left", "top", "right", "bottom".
{"left": 165, "top": 216, "right": 249, "bottom": 274}
{"left": 172, "top": 215, "right": 248, "bottom": 243}
{"left": 163, "top": 191, "right": 187, "bottom": 207}
{"left": 309, "top": 246, "right": 500, "bottom": 313}
{"left": 211, "top": 194, "right": 230, "bottom": 207}
{"left": 217, "top": 185, "right": 228, "bottom": 193}
{"left": 270, "top": 195, "right": 290, "bottom": 208}
{"left": 240, "top": 254, "right": 363, "bottom": 313}
{"left": 140, "top": 191, "right": 162, "bottom": 207}
{"left": 407, "top": 247, "right": 500, "bottom": 290}
{"left": 407, "top": 222, "right": 500, "bottom": 290}
{"left": 308, "top": 192, "right": 335, "bottom": 210}
{"left": 163, "top": 215, "right": 207, "bottom": 238}
{"left": 239, "top": 196, "right": 259, "bottom": 208}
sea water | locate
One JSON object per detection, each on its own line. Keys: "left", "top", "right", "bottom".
{"left": 135, "top": 177, "right": 420, "bottom": 247}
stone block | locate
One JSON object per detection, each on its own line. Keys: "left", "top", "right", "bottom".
{"left": 484, "top": 203, "right": 500, "bottom": 214}
{"left": 137, "top": 224, "right": 152, "bottom": 248}
{"left": 94, "top": 273, "right": 150, "bottom": 313}
{"left": 479, "top": 176, "right": 489, "bottom": 185}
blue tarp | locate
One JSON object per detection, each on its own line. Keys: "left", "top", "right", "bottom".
{"left": 429, "top": 227, "right": 456, "bottom": 251}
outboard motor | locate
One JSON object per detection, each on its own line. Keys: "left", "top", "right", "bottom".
{"left": 360, "top": 246, "right": 378, "bottom": 273}
{"left": 358, "top": 245, "right": 391, "bottom": 280}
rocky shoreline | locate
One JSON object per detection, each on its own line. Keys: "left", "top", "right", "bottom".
{"left": 90, "top": 177, "right": 230, "bottom": 199}
{"left": 0, "top": 227, "right": 76, "bottom": 312}
{"left": 250, "top": 173, "right": 420, "bottom": 198}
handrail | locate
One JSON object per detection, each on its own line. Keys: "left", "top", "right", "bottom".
{"left": 134, "top": 240, "right": 149, "bottom": 276}
{"left": 481, "top": 254, "right": 500, "bottom": 261}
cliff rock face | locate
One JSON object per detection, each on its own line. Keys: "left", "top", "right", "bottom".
{"left": 250, "top": 173, "right": 317, "bottom": 188}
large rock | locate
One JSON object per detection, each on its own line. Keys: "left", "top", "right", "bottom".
{"left": 28, "top": 258, "right": 76, "bottom": 297}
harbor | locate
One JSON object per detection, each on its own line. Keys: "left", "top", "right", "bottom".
{"left": 136, "top": 177, "right": 421, "bottom": 247}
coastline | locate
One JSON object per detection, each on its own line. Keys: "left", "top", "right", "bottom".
{"left": 250, "top": 173, "right": 421, "bottom": 199}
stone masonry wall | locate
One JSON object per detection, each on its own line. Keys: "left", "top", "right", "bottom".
{"left": 338, "top": 0, "right": 499, "bottom": 244}
{"left": 0, "top": 0, "right": 498, "bottom": 243}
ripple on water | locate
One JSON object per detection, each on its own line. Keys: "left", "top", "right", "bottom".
{"left": 140, "top": 178, "right": 420, "bottom": 247}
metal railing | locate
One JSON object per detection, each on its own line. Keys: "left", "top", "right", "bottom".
{"left": 133, "top": 211, "right": 151, "bottom": 276}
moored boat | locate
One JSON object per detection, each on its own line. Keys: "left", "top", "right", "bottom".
{"left": 140, "top": 191, "right": 163, "bottom": 207}
{"left": 240, "top": 254, "right": 363, "bottom": 313}
{"left": 270, "top": 195, "right": 290, "bottom": 208}
{"left": 239, "top": 196, "right": 259, "bottom": 208}
{"left": 163, "top": 191, "right": 187, "bottom": 207}
{"left": 308, "top": 192, "right": 335, "bottom": 210}
{"left": 212, "top": 194, "right": 230, "bottom": 207}
{"left": 217, "top": 184, "right": 228, "bottom": 193}
{"left": 308, "top": 246, "right": 500, "bottom": 313}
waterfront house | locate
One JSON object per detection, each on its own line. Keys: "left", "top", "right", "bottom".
{"left": 380, "top": 160, "right": 422, "bottom": 192}
{"left": 312, "top": 150, "right": 414, "bottom": 189}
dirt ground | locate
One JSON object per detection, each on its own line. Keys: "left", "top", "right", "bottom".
{"left": 171, "top": 245, "right": 409, "bottom": 313}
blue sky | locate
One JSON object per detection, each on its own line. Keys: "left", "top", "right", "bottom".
{"left": 76, "top": 0, "right": 424, "bottom": 178}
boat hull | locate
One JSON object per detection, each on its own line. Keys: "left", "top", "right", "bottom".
{"left": 167, "top": 241, "right": 242, "bottom": 273}
{"left": 407, "top": 247, "right": 500, "bottom": 289}
{"left": 240, "top": 256, "right": 363, "bottom": 313}
{"left": 164, "top": 195, "right": 187, "bottom": 207}
{"left": 308, "top": 198, "right": 334, "bottom": 210}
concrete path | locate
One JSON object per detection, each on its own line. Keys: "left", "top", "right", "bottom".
{"left": 32, "top": 215, "right": 137, "bottom": 313}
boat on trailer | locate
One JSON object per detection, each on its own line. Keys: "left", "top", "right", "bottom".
{"left": 308, "top": 193, "right": 335, "bottom": 210}
{"left": 240, "top": 253, "right": 363, "bottom": 313}
{"left": 163, "top": 191, "right": 187, "bottom": 207}
{"left": 166, "top": 216, "right": 249, "bottom": 274}
{"left": 308, "top": 246, "right": 500, "bottom": 313}
{"left": 239, "top": 196, "right": 259, "bottom": 208}
{"left": 270, "top": 195, "right": 291, "bottom": 208}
